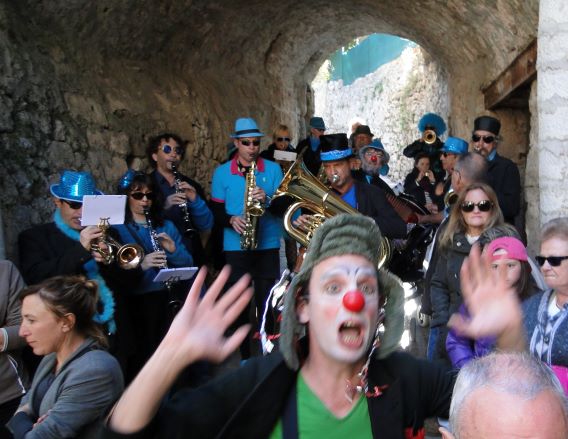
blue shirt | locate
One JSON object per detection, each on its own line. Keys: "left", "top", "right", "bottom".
{"left": 309, "top": 136, "right": 320, "bottom": 152}
{"left": 113, "top": 220, "right": 193, "bottom": 294}
{"left": 211, "top": 157, "right": 283, "bottom": 251}
{"left": 340, "top": 184, "right": 357, "bottom": 209}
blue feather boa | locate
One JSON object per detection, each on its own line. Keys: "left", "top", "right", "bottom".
{"left": 53, "top": 210, "right": 116, "bottom": 334}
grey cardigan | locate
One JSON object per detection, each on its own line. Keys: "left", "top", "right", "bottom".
{"left": 0, "top": 260, "right": 28, "bottom": 405}
{"left": 8, "top": 338, "right": 124, "bottom": 438}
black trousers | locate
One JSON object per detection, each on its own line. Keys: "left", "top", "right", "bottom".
{"left": 224, "top": 248, "right": 280, "bottom": 358}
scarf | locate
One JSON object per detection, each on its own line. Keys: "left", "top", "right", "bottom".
{"left": 53, "top": 210, "right": 116, "bottom": 334}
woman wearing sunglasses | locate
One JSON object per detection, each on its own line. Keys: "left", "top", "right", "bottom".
{"left": 429, "top": 182, "right": 504, "bottom": 363}
{"left": 259, "top": 124, "right": 295, "bottom": 162}
{"left": 113, "top": 171, "right": 193, "bottom": 382}
{"left": 523, "top": 217, "right": 568, "bottom": 393}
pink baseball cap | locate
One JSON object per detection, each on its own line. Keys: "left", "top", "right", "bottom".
{"left": 487, "top": 237, "right": 528, "bottom": 262}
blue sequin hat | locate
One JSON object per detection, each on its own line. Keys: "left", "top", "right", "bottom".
{"left": 50, "top": 170, "right": 103, "bottom": 202}
{"left": 320, "top": 133, "right": 352, "bottom": 162}
{"left": 231, "top": 117, "right": 264, "bottom": 138}
{"left": 440, "top": 136, "right": 469, "bottom": 155}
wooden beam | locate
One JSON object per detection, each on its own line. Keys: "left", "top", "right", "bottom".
{"left": 483, "top": 39, "right": 537, "bottom": 110}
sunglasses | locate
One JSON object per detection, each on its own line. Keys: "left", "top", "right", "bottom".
{"left": 130, "top": 192, "right": 155, "bottom": 201}
{"left": 62, "top": 199, "right": 83, "bottom": 210}
{"left": 471, "top": 134, "right": 495, "bottom": 144}
{"left": 460, "top": 200, "right": 493, "bottom": 213}
{"left": 276, "top": 137, "right": 291, "bottom": 142}
{"left": 161, "top": 144, "right": 183, "bottom": 155}
{"left": 240, "top": 139, "right": 261, "bottom": 147}
{"left": 535, "top": 255, "right": 568, "bottom": 267}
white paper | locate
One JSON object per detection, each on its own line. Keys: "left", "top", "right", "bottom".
{"left": 153, "top": 267, "right": 199, "bottom": 283}
{"left": 273, "top": 150, "right": 297, "bottom": 162}
{"left": 81, "top": 195, "right": 127, "bottom": 226}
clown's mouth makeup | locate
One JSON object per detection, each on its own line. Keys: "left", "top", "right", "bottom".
{"left": 339, "top": 321, "right": 364, "bottom": 347}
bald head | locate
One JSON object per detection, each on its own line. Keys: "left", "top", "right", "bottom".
{"left": 452, "top": 152, "right": 488, "bottom": 194}
{"left": 442, "top": 353, "right": 568, "bottom": 439}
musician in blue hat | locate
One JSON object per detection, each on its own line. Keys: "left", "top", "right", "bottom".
{"left": 210, "top": 117, "right": 284, "bottom": 359}
{"left": 18, "top": 170, "right": 140, "bottom": 337}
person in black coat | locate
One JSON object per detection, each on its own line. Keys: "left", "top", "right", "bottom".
{"left": 471, "top": 115, "right": 521, "bottom": 225}
{"left": 295, "top": 116, "right": 327, "bottom": 176}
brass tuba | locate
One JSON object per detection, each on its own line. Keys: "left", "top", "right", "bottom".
{"left": 422, "top": 129, "right": 437, "bottom": 144}
{"left": 91, "top": 217, "right": 144, "bottom": 269}
{"left": 272, "top": 160, "right": 391, "bottom": 268}
{"left": 241, "top": 160, "right": 265, "bottom": 250}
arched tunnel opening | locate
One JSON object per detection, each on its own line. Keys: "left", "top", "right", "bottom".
{"left": 0, "top": 0, "right": 540, "bottom": 259}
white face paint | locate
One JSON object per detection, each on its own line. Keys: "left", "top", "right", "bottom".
{"left": 300, "top": 254, "right": 380, "bottom": 365}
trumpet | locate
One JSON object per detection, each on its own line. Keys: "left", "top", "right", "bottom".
{"left": 444, "top": 188, "right": 459, "bottom": 208}
{"left": 91, "top": 218, "right": 144, "bottom": 269}
{"left": 422, "top": 129, "right": 437, "bottom": 144}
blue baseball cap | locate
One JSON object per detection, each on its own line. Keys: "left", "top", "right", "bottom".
{"left": 441, "top": 137, "right": 468, "bottom": 155}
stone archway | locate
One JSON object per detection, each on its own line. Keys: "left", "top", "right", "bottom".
{"left": 0, "top": 0, "right": 542, "bottom": 258}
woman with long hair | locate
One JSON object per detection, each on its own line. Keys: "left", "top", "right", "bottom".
{"left": 114, "top": 171, "right": 193, "bottom": 382}
{"left": 7, "top": 276, "right": 123, "bottom": 438}
{"left": 429, "top": 182, "right": 504, "bottom": 362}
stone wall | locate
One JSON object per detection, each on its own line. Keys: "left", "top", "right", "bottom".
{"left": 537, "top": 0, "right": 568, "bottom": 228}
{"left": 313, "top": 46, "right": 449, "bottom": 183}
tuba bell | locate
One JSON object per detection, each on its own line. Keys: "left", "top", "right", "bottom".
{"left": 272, "top": 159, "right": 391, "bottom": 268}
{"left": 91, "top": 218, "right": 144, "bottom": 269}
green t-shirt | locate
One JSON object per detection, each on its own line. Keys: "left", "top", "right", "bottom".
{"left": 269, "top": 373, "right": 373, "bottom": 438}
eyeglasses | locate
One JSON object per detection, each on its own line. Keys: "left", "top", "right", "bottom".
{"left": 471, "top": 134, "right": 495, "bottom": 144}
{"left": 161, "top": 144, "right": 183, "bottom": 155}
{"left": 239, "top": 139, "right": 261, "bottom": 147}
{"left": 62, "top": 200, "right": 83, "bottom": 210}
{"left": 460, "top": 200, "right": 493, "bottom": 213}
{"left": 535, "top": 255, "right": 568, "bottom": 267}
{"left": 276, "top": 137, "right": 291, "bottom": 142}
{"left": 130, "top": 192, "right": 155, "bottom": 201}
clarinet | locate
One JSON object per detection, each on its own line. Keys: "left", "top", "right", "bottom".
{"left": 170, "top": 163, "right": 195, "bottom": 235}
{"left": 143, "top": 208, "right": 167, "bottom": 269}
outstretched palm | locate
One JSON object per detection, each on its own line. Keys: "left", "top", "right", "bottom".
{"left": 448, "top": 244, "right": 525, "bottom": 350}
{"left": 164, "top": 265, "right": 253, "bottom": 366}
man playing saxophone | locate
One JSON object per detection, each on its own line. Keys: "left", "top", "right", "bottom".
{"left": 211, "top": 117, "right": 283, "bottom": 359}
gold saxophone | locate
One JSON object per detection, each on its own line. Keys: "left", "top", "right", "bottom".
{"left": 240, "top": 160, "right": 265, "bottom": 250}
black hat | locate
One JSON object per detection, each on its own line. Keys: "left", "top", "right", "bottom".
{"left": 474, "top": 116, "right": 501, "bottom": 135}
{"left": 319, "top": 133, "right": 352, "bottom": 162}
{"left": 353, "top": 124, "right": 374, "bottom": 137}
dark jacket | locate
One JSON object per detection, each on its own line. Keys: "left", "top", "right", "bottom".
{"left": 99, "top": 351, "right": 454, "bottom": 439}
{"left": 403, "top": 168, "right": 442, "bottom": 209}
{"left": 352, "top": 169, "right": 395, "bottom": 196}
{"left": 486, "top": 153, "right": 521, "bottom": 224}
{"left": 430, "top": 232, "right": 472, "bottom": 329}
{"left": 353, "top": 181, "right": 407, "bottom": 239}
{"left": 295, "top": 137, "right": 321, "bottom": 176}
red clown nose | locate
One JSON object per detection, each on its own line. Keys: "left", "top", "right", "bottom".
{"left": 342, "top": 290, "right": 365, "bottom": 312}
{"left": 370, "top": 156, "right": 377, "bottom": 163}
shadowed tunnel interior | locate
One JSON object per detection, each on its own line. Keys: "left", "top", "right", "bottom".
{"left": 0, "top": 0, "right": 538, "bottom": 258}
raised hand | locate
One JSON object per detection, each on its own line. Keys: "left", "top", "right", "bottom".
{"left": 448, "top": 243, "right": 525, "bottom": 351}
{"left": 162, "top": 265, "right": 253, "bottom": 366}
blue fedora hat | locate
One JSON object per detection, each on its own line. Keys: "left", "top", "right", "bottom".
{"left": 231, "top": 117, "right": 264, "bottom": 138}
{"left": 309, "top": 116, "right": 326, "bottom": 131}
{"left": 50, "top": 170, "right": 103, "bottom": 202}
{"left": 441, "top": 136, "right": 468, "bottom": 155}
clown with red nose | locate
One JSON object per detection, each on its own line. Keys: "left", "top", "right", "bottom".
{"left": 359, "top": 138, "right": 391, "bottom": 178}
